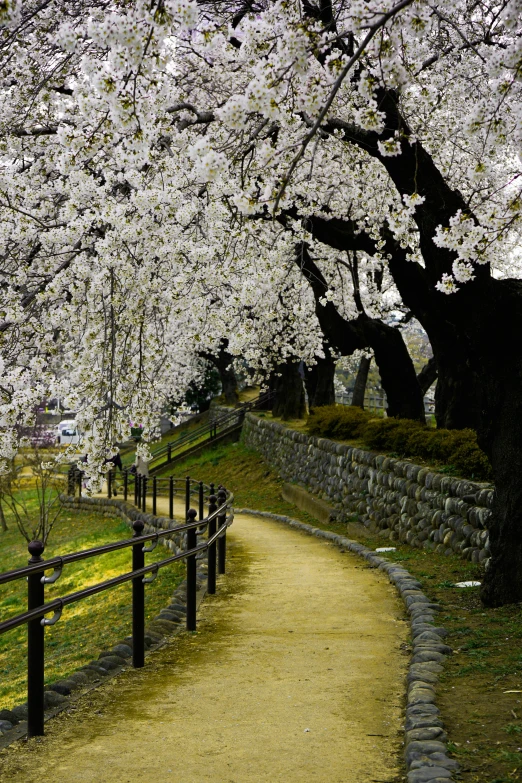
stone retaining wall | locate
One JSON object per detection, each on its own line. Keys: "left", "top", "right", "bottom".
{"left": 242, "top": 414, "right": 493, "bottom": 566}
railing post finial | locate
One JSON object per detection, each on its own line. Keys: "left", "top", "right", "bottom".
{"left": 133, "top": 519, "right": 145, "bottom": 536}
{"left": 28, "top": 540, "right": 45, "bottom": 561}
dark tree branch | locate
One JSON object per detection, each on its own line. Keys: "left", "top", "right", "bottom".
{"left": 417, "top": 356, "right": 437, "bottom": 395}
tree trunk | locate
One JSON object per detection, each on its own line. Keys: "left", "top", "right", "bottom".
{"left": 351, "top": 356, "right": 371, "bottom": 408}
{"left": 292, "top": 212, "right": 474, "bottom": 429}
{"left": 480, "top": 394, "right": 522, "bottom": 607}
{"left": 294, "top": 246, "right": 425, "bottom": 421}
{"left": 201, "top": 340, "right": 239, "bottom": 406}
{"left": 305, "top": 350, "right": 336, "bottom": 409}
{"left": 272, "top": 361, "right": 306, "bottom": 420}
{"left": 0, "top": 501, "right": 7, "bottom": 532}
{"left": 432, "top": 347, "right": 480, "bottom": 430}
{"left": 416, "top": 356, "right": 437, "bottom": 396}
{"left": 457, "top": 280, "right": 522, "bottom": 606}
{"left": 367, "top": 321, "right": 425, "bottom": 420}
{"left": 220, "top": 366, "right": 239, "bottom": 406}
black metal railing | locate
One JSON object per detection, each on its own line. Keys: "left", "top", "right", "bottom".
{"left": 335, "top": 389, "right": 435, "bottom": 415}
{"left": 0, "top": 475, "right": 233, "bottom": 738}
{"left": 146, "top": 391, "right": 273, "bottom": 471}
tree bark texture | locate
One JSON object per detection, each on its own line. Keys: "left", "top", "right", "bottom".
{"left": 351, "top": 356, "right": 371, "bottom": 408}
{"left": 305, "top": 350, "right": 336, "bottom": 409}
{"left": 0, "top": 502, "right": 7, "bottom": 532}
{"left": 272, "top": 361, "right": 306, "bottom": 420}
{"left": 458, "top": 279, "right": 522, "bottom": 607}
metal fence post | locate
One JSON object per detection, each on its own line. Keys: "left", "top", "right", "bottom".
{"left": 132, "top": 520, "right": 145, "bottom": 668}
{"left": 217, "top": 486, "right": 227, "bottom": 575}
{"left": 185, "top": 476, "right": 190, "bottom": 517}
{"left": 142, "top": 477, "right": 147, "bottom": 512}
{"left": 152, "top": 476, "right": 157, "bottom": 516}
{"left": 169, "top": 476, "right": 174, "bottom": 520}
{"left": 207, "top": 494, "right": 217, "bottom": 595}
{"left": 27, "top": 540, "right": 45, "bottom": 737}
{"left": 198, "top": 481, "right": 204, "bottom": 521}
{"left": 135, "top": 473, "right": 140, "bottom": 507}
{"left": 68, "top": 466, "right": 75, "bottom": 496}
{"left": 186, "top": 509, "right": 197, "bottom": 631}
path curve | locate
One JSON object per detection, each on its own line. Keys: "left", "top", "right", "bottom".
{"left": 1, "top": 512, "right": 408, "bottom": 782}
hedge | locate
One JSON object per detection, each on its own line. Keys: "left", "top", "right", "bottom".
{"left": 307, "top": 405, "right": 492, "bottom": 481}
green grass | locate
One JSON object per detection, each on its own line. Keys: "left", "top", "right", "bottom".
{"left": 156, "top": 440, "right": 321, "bottom": 526}
{"left": 121, "top": 410, "right": 211, "bottom": 468}
{"left": 0, "top": 496, "right": 184, "bottom": 709}
{"left": 162, "top": 438, "right": 522, "bottom": 783}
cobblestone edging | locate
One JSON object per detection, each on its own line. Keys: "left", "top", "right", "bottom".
{"left": 236, "top": 507, "right": 457, "bottom": 783}
{"left": 0, "top": 496, "right": 209, "bottom": 747}
{"left": 243, "top": 414, "right": 493, "bottom": 567}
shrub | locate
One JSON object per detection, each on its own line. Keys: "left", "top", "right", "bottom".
{"left": 307, "top": 405, "right": 371, "bottom": 439}
{"left": 364, "top": 418, "right": 425, "bottom": 452}
{"left": 306, "top": 405, "right": 492, "bottom": 481}
{"left": 451, "top": 442, "right": 492, "bottom": 480}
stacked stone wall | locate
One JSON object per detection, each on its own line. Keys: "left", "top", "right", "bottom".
{"left": 242, "top": 414, "right": 493, "bottom": 565}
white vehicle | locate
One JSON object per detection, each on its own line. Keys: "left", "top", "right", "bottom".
{"left": 56, "top": 419, "right": 81, "bottom": 446}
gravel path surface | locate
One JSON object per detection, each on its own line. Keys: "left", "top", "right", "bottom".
{"left": 1, "top": 509, "right": 408, "bottom": 783}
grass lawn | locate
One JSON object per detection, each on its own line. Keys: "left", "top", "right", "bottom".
{"left": 167, "top": 439, "right": 522, "bottom": 783}
{"left": 155, "top": 440, "right": 320, "bottom": 525}
{"left": 0, "top": 494, "right": 184, "bottom": 710}
{"left": 121, "top": 410, "right": 211, "bottom": 468}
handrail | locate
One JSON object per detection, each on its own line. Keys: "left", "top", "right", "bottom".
{"left": 0, "top": 511, "right": 231, "bottom": 635}
{"left": 0, "top": 472, "right": 233, "bottom": 738}
{"left": 147, "top": 390, "right": 273, "bottom": 468}
{"left": 150, "top": 409, "right": 235, "bottom": 459}
{"left": 0, "top": 497, "right": 229, "bottom": 587}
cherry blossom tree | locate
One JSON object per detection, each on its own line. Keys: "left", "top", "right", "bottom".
{"left": 166, "top": 0, "right": 521, "bottom": 605}
{"left": 1, "top": 0, "right": 522, "bottom": 605}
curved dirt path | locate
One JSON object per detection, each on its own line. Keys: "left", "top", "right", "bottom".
{"left": 1, "top": 512, "right": 408, "bottom": 782}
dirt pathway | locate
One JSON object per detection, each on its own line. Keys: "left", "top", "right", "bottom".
{"left": 1, "top": 511, "right": 408, "bottom": 783}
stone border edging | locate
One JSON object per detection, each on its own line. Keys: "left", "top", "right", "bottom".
{"left": 0, "top": 496, "right": 210, "bottom": 749}
{"left": 235, "top": 507, "right": 458, "bottom": 783}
